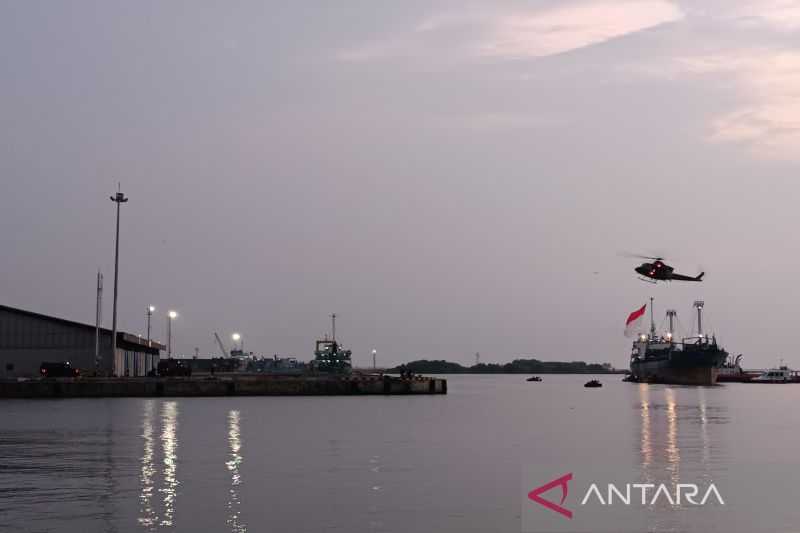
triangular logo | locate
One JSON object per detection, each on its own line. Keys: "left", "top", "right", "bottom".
{"left": 528, "top": 472, "right": 573, "bottom": 519}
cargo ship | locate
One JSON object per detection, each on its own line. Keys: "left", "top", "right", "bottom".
{"left": 311, "top": 313, "right": 352, "bottom": 374}
{"left": 628, "top": 299, "right": 727, "bottom": 385}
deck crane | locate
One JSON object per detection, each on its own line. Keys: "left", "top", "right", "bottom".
{"left": 214, "top": 332, "right": 229, "bottom": 358}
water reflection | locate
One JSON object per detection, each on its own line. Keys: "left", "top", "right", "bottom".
{"left": 664, "top": 388, "right": 680, "bottom": 485}
{"left": 637, "top": 385, "right": 729, "bottom": 501}
{"left": 638, "top": 386, "right": 683, "bottom": 487}
{"left": 102, "top": 404, "right": 120, "bottom": 533}
{"left": 226, "top": 410, "right": 246, "bottom": 533}
{"left": 138, "top": 400, "right": 157, "bottom": 530}
{"left": 697, "top": 388, "right": 711, "bottom": 480}
{"left": 638, "top": 384, "right": 652, "bottom": 472}
{"left": 159, "top": 402, "right": 179, "bottom": 527}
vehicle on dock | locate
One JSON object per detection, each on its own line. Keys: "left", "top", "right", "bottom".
{"left": 40, "top": 361, "right": 79, "bottom": 378}
{"left": 627, "top": 299, "right": 726, "bottom": 385}
{"left": 157, "top": 358, "right": 192, "bottom": 377}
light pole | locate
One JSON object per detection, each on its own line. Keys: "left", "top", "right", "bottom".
{"left": 95, "top": 271, "right": 103, "bottom": 374}
{"left": 232, "top": 332, "right": 242, "bottom": 354}
{"left": 372, "top": 349, "right": 377, "bottom": 370}
{"left": 146, "top": 306, "right": 155, "bottom": 346}
{"left": 167, "top": 310, "right": 178, "bottom": 357}
{"left": 109, "top": 186, "right": 128, "bottom": 363}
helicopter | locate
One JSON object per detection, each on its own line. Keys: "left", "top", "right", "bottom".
{"left": 628, "top": 255, "right": 704, "bottom": 283}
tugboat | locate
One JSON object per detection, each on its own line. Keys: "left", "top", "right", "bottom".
{"left": 628, "top": 299, "right": 727, "bottom": 385}
{"left": 312, "top": 314, "right": 352, "bottom": 374}
{"left": 526, "top": 376, "right": 542, "bottom": 382}
{"left": 584, "top": 379, "right": 602, "bottom": 388}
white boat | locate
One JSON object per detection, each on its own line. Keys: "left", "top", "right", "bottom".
{"left": 751, "top": 366, "right": 795, "bottom": 383}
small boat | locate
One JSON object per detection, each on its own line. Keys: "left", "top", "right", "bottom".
{"left": 751, "top": 366, "right": 796, "bottom": 383}
{"left": 584, "top": 379, "right": 602, "bottom": 388}
{"left": 526, "top": 376, "right": 542, "bottom": 382}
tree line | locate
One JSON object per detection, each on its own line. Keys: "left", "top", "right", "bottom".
{"left": 388, "top": 358, "right": 622, "bottom": 374}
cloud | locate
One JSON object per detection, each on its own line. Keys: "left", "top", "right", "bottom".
{"left": 336, "top": 0, "right": 684, "bottom": 64}
{"left": 725, "top": 0, "right": 800, "bottom": 31}
{"left": 668, "top": 50, "right": 800, "bottom": 159}
{"left": 476, "top": 1, "right": 683, "bottom": 59}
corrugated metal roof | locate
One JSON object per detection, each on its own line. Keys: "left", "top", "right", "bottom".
{"left": 0, "top": 304, "right": 166, "bottom": 351}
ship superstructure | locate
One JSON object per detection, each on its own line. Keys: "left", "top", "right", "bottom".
{"left": 629, "top": 299, "right": 727, "bottom": 385}
{"left": 312, "top": 314, "right": 352, "bottom": 374}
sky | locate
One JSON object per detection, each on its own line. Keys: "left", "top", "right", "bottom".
{"left": 1, "top": 0, "right": 799, "bottom": 368}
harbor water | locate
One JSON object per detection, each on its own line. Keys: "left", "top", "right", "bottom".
{"left": 2, "top": 374, "right": 800, "bottom": 532}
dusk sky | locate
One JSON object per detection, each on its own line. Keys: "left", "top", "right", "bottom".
{"left": 2, "top": 1, "right": 799, "bottom": 368}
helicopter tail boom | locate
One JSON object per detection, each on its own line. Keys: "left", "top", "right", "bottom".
{"left": 671, "top": 271, "right": 704, "bottom": 282}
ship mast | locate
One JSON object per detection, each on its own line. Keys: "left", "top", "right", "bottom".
{"left": 649, "top": 297, "right": 656, "bottom": 339}
{"left": 666, "top": 309, "right": 676, "bottom": 341}
{"left": 694, "top": 300, "right": 704, "bottom": 338}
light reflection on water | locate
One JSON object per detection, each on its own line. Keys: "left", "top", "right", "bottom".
{"left": 159, "top": 401, "right": 179, "bottom": 527}
{"left": 697, "top": 388, "right": 711, "bottom": 482}
{"left": 138, "top": 400, "right": 157, "bottom": 530}
{"left": 639, "top": 384, "right": 653, "bottom": 473}
{"left": 637, "top": 384, "right": 728, "bottom": 518}
{"left": 0, "top": 377, "right": 760, "bottom": 532}
{"left": 664, "top": 387, "right": 680, "bottom": 485}
{"left": 226, "top": 410, "right": 246, "bottom": 533}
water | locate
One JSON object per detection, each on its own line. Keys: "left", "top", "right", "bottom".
{"left": 1, "top": 375, "right": 800, "bottom": 532}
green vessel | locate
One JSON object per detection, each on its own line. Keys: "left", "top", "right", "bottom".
{"left": 312, "top": 314, "right": 352, "bottom": 374}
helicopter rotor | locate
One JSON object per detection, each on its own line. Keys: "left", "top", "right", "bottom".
{"left": 618, "top": 251, "right": 665, "bottom": 262}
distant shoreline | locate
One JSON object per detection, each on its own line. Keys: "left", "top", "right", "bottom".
{"left": 386, "top": 370, "right": 628, "bottom": 375}
{"left": 387, "top": 359, "right": 627, "bottom": 375}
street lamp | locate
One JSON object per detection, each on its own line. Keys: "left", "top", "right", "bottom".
{"left": 109, "top": 185, "right": 128, "bottom": 361}
{"left": 372, "top": 349, "right": 377, "bottom": 370}
{"left": 167, "top": 310, "right": 178, "bottom": 357}
{"left": 232, "top": 332, "right": 242, "bottom": 353}
{"left": 146, "top": 306, "right": 155, "bottom": 346}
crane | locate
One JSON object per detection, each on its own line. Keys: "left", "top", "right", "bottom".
{"left": 214, "top": 332, "right": 228, "bottom": 358}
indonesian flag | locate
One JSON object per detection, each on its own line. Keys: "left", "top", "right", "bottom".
{"left": 624, "top": 304, "right": 647, "bottom": 338}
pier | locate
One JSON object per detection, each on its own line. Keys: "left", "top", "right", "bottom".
{"left": 0, "top": 374, "right": 447, "bottom": 399}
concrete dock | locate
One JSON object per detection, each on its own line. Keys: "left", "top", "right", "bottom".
{"left": 0, "top": 374, "right": 447, "bottom": 398}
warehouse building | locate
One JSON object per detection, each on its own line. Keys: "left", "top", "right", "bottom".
{"left": 0, "top": 304, "right": 163, "bottom": 378}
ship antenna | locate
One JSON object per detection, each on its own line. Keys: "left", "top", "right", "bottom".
{"left": 649, "top": 297, "right": 656, "bottom": 339}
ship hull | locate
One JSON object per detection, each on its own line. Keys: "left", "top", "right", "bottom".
{"left": 630, "top": 359, "right": 719, "bottom": 385}
{"left": 630, "top": 345, "right": 727, "bottom": 386}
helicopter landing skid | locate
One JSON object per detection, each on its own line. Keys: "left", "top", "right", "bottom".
{"left": 637, "top": 277, "right": 658, "bottom": 284}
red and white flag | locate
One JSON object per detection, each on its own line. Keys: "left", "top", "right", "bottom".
{"left": 624, "top": 304, "right": 647, "bottom": 338}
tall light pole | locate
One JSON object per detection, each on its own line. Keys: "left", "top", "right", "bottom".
{"left": 167, "top": 310, "right": 178, "bottom": 357}
{"left": 109, "top": 186, "right": 128, "bottom": 363}
{"left": 95, "top": 271, "right": 103, "bottom": 374}
{"left": 232, "top": 332, "right": 242, "bottom": 354}
{"left": 146, "top": 306, "right": 155, "bottom": 346}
